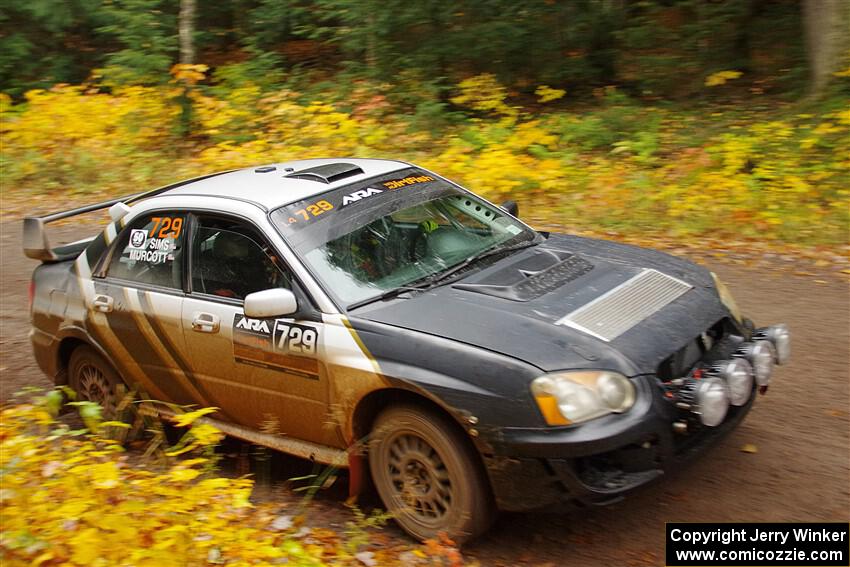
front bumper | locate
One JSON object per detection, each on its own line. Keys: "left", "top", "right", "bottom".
{"left": 483, "top": 321, "right": 788, "bottom": 512}
{"left": 484, "top": 377, "right": 754, "bottom": 511}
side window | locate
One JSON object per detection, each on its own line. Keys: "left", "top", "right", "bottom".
{"left": 191, "top": 217, "right": 291, "bottom": 300}
{"left": 106, "top": 213, "right": 186, "bottom": 289}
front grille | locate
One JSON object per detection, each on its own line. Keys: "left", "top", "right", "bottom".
{"left": 654, "top": 318, "right": 750, "bottom": 454}
{"left": 657, "top": 318, "right": 732, "bottom": 382}
{"left": 555, "top": 269, "right": 692, "bottom": 341}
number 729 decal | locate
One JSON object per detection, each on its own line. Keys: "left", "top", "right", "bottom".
{"left": 274, "top": 322, "right": 317, "bottom": 355}
{"left": 233, "top": 315, "right": 320, "bottom": 377}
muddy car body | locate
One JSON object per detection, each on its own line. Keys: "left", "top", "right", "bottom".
{"left": 25, "top": 158, "right": 790, "bottom": 541}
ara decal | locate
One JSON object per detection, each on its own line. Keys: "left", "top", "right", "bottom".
{"left": 341, "top": 187, "right": 383, "bottom": 206}
{"left": 233, "top": 314, "right": 320, "bottom": 378}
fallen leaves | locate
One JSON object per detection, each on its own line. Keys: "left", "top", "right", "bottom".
{"left": 1, "top": 397, "right": 468, "bottom": 566}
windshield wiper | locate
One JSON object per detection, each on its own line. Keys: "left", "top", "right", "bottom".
{"left": 422, "top": 238, "right": 541, "bottom": 287}
{"left": 346, "top": 237, "right": 540, "bottom": 311}
{"left": 346, "top": 284, "right": 431, "bottom": 311}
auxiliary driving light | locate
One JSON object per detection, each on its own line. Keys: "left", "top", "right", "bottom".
{"left": 734, "top": 340, "right": 775, "bottom": 386}
{"left": 679, "top": 376, "right": 730, "bottom": 427}
{"left": 710, "top": 358, "right": 753, "bottom": 406}
{"left": 754, "top": 324, "right": 791, "bottom": 365}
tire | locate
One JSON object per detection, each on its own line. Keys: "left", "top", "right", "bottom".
{"left": 68, "top": 345, "right": 123, "bottom": 418}
{"left": 368, "top": 404, "right": 495, "bottom": 543}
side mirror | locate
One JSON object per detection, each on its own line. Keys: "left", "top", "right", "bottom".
{"left": 244, "top": 288, "right": 297, "bottom": 318}
{"left": 501, "top": 200, "right": 519, "bottom": 217}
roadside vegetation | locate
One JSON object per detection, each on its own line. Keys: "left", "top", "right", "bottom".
{"left": 2, "top": 69, "right": 847, "bottom": 247}
{"left": 1, "top": 1, "right": 848, "bottom": 249}
{"left": 0, "top": 390, "right": 464, "bottom": 566}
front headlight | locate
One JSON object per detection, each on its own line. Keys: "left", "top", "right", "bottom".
{"left": 711, "top": 272, "right": 742, "bottom": 323}
{"left": 531, "top": 371, "right": 636, "bottom": 426}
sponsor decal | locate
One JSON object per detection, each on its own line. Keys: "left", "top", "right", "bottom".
{"left": 381, "top": 174, "right": 435, "bottom": 190}
{"left": 341, "top": 187, "right": 383, "bottom": 206}
{"left": 273, "top": 321, "right": 318, "bottom": 355}
{"left": 235, "top": 316, "right": 270, "bottom": 333}
{"left": 283, "top": 199, "right": 335, "bottom": 226}
{"left": 233, "top": 314, "right": 319, "bottom": 378}
{"left": 148, "top": 216, "right": 183, "bottom": 239}
{"left": 129, "top": 229, "right": 148, "bottom": 249}
{"left": 128, "top": 236, "right": 175, "bottom": 264}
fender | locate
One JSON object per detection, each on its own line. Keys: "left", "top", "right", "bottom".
{"left": 53, "top": 324, "right": 124, "bottom": 385}
{"left": 351, "top": 376, "right": 489, "bottom": 440}
{"left": 346, "top": 316, "right": 545, "bottom": 430}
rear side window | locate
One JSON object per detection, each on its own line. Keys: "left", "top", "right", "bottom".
{"left": 106, "top": 213, "right": 187, "bottom": 289}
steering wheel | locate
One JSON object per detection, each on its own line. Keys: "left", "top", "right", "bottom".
{"left": 368, "top": 218, "right": 409, "bottom": 278}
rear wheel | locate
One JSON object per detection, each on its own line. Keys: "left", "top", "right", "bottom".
{"left": 368, "top": 404, "right": 494, "bottom": 543}
{"left": 68, "top": 346, "right": 122, "bottom": 417}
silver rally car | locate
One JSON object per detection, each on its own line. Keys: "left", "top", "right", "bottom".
{"left": 25, "top": 158, "right": 790, "bottom": 542}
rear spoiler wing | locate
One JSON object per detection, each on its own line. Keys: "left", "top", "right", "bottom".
{"left": 22, "top": 169, "right": 235, "bottom": 262}
{"left": 22, "top": 195, "right": 142, "bottom": 262}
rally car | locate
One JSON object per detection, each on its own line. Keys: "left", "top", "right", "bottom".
{"left": 24, "top": 158, "right": 790, "bottom": 542}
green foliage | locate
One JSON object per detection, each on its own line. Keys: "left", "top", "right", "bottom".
{"left": 209, "top": 47, "right": 285, "bottom": 92}
{"left": 97, "top": 0, "right": 177, "bottom": 86}
{"left": 0, "top": 0, "right": 106, "bottom": 96}
{"left": 0, "top": 0, "right": 818, "bottom": 98}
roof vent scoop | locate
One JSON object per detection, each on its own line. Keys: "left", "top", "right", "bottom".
{"left": 285, "top": 162, "right": 364, "bottom": 184}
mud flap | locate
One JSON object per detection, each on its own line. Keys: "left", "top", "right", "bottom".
{"left": 348, "top": 451, "right": 365, "bottom": 500}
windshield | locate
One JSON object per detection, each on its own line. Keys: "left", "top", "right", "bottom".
{"left": 270, "top": 168, "right": 536, "bottom": 308}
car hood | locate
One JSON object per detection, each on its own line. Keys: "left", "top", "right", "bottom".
{"left": 352, "top": 234, "right": 730, "bottom": 376}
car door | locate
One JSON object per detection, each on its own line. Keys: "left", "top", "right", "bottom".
{"left": 180, "top": 213, "right": 339, "bottom": 447}
{"left": 95, "top": 211, "right": 209, "bottom": 407}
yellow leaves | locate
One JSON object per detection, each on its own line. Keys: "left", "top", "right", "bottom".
{"left": 170, "top": 406, "right": 219, "bottom": 427}
{"left": 833, "top": 54, "right": 850, "bottom": 78}
{"left": 833, "top": 108, "right": 850, "bottom": 126}
{"left": 451, "top": 73, "right": 518, "bottom": 118}
{"left": 812, "top": 122, "right": 841, "bottom": 136}
{"left": 69, "top": 528, "right": 105, "bottom": 564}
{"left": 800, "top": 136, "right": 819, "bottom": 150}
{"left": 170, "top": 63, "right": 209, "bottom": 85}
{"left": 166, "top": 422, "right": 224, "bottom": 456}
{"left": 169, "top": 467, "right": 202, "bottom": 482}
{"left": 0, "top": 402, "right": 337, "bottom": 566}
{"left": 88, "top": 462, "right": 121, "bottom": 489}
{"left": 705, "top": 70, "right": 743, "bottom": 87}
{"left": 1, "top": 73, "right": 846, "bottom": 249}
{"left": 0, "top": 92, "right": 11, "bottom": 114}
{"left": 535, "top": 85, "right": 566, "bottom": 103}
{"left": 504, "top": 121, "right": 558, "bottom": 151}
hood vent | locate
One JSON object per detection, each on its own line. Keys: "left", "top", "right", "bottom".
{"left": 556, "top": 269, "right": 692, "bottom": 341}
{"left": 453, "top": 250, "right": 594, "bottom": 301}
{"left": 285, "top": 163, "right": 364, "bottom": 184}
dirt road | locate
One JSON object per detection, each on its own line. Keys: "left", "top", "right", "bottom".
{"left": 1, "top": 218, "right": 848, "bottom": 566}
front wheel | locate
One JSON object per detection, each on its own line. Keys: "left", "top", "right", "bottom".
{"left": 368, "top": 405, "right": 494, "bottom": 543}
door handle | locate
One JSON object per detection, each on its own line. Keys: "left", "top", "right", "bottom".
{"left": 191, "top": 312, "right": 220, "bottom": 333}
{"left": 92, "top": 294, "right": 113, "bottom": 313}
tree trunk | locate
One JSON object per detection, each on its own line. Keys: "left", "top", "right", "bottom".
{"left": 179, "top": 0, "right": 196, "bottom": 65}
{"left": 365, "top": 10, "right": 377, "bottom": 73}
{"left": 803, "top": 0, "right": 850, "bottom": 96}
